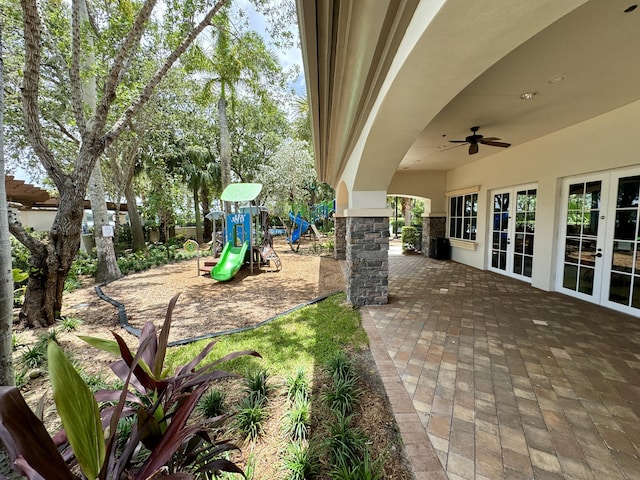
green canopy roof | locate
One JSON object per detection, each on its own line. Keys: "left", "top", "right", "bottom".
{"left": 220, "top": 183, "right": 263, "bottom": 202}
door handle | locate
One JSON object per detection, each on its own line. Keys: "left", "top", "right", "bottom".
{"left": 595, "top": 252, "right": 603, "bottom": 258}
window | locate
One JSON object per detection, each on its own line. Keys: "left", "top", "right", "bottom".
{"left": 449, "top": 193, "right": 478, "bottom": 240}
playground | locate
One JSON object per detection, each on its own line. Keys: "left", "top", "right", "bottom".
{"left": 60, "top": 236, "right": 342, "bottom": 345}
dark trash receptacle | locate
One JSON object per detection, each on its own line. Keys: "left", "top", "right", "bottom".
{"left": 429, "top": 237, "right": 450, "bottom": 260}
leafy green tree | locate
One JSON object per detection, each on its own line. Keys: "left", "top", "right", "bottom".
{"left": 167, "top": 143, "right": 220, "bottom": 243}
{"left": 257, "top": 139, "right": 316, "bottom": 216}
{"left": 8, "top": 0, "right": 230, "bottom": 327}
{"left": 229, "top": 94, "right": 289, "bottom": 183}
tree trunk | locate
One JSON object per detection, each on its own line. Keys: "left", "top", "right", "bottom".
{"left": 125, "top": 182, "right": 145, "bottom": 252}
{"left": 88, "top": 160, "right": 122, "bottom": 284}
{"left": 218, "top": 95, "right": 231, "bottom": 213}
{"left": 402, "top": 197, "right": 412, "bottom": 227}
{"left": 0, "top": 30, "right": 15, "bottom": 385}
{"left": 80, "top": 0, "right": 120, "bottom": 284}
{"left": 193, "top": 186, "right": 202, "bottom": 243}
{"left": 201, "top": 184, "right": 212, "bottom": 241}
{"left": 12, "top": 187, "right": 85, "bottom": 327}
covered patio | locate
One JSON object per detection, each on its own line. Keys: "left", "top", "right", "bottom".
{"left": 362, "top": 243, "right": 640, "bottom": 478}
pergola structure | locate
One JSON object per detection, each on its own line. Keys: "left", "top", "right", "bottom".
{"left": 5, "top": 175, "right": 50, "bottom": 206}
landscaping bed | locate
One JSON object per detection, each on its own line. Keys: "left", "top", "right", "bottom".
{"left": 7, "top": 238, "right": 414, "bottom": 479}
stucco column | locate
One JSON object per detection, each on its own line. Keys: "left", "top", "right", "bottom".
{"left": 345, "top": 209, "right": 390, "bottom": 306}
{"left": 422, "top": 213, "right": 446, "bottom": 257}
{"left": 334, "top": 215, "right": 346, "bottom": 260}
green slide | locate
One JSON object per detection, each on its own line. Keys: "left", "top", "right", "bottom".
{"left": 211, "top": 241, "right": 248, "bottom": 282}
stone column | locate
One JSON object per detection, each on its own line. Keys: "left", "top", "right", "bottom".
{"left": 346, "top": 215, "right": 389, "bottom": 305}
{"left": 422, "top": 214, "right": 446, "bottom": 257}
{"left": 334, "top": 215, "right": 346, "bottom": 260}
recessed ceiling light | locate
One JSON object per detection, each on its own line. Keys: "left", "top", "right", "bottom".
{"left": 520, "top": 91, "right": 537, "bottom": 100}
{"left": 624, "top": 4, "right": 637, "bottom": 13}
{"left": 547, "top": 75, "right": 565, "bottom": 84}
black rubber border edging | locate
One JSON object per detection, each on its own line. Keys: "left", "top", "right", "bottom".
{"left": 94, "top": 284, "right": 342, "bottom": 347}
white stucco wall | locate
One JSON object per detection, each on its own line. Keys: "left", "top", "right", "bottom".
{"left": 444, "top": 99, "right": 640, "bottom": 292}
{"left": 17, "top": 210, "right": 57, "bottom": 232}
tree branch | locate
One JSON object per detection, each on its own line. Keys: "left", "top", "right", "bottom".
{"left": 7, "top": 210, "right": 44, "bottom": 256}
{"left": 70, "top": 0, "right": 87, "bottom": 135}
{"left": 20, "top": 0, "right": 67, "bottom": 190}
{"left": 52, "top": 119, "right": 80, "bottom": 144}
{"left": 91, "top": 0, "right": 158, "bottom": 135}
{"left": 105, "top": 0, "right": 229, "bottom": 146}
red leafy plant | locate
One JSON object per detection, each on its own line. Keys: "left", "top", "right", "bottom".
{"left": 0, "top": 294, "right": 260, "bottom": 479}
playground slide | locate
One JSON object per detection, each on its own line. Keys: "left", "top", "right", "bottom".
{"left": 211, "top": 241, "right": 248, "bottom": 281}
{"left": 288, "top": 212, "right": 310, "bottom": 243}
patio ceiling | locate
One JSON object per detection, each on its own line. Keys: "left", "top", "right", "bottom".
{"left": 298, "top": 0, "right": 640, "bottom": 185}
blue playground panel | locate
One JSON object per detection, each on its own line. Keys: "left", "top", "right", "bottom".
{"left": 226, "top": 212, "right": 252, "bottom": 247}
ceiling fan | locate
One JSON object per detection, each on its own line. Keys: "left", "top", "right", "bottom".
{"left": 449, "top": 126, "right": 511, "bottom": 155}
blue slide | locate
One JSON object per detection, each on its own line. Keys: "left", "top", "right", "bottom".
{"left": 211, "top": 241, "right": 248, "bottom": 281}
{"left": 288, "top": 212, "right": 310, "bottom": 243}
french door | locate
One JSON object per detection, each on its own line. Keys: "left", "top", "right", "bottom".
{"left": 489, "top": 185, "right": 537, "bottom": 281}
{"left": 558, "top": 168, "right": 640, "bottom": 315}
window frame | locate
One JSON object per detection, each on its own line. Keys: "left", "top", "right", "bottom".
{"left": 446, "top": 187, "right": 479, "bottom": 242}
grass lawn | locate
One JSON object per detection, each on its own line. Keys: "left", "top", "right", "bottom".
{"left": 165, "top": 293, "right": 369, "bottom": 376}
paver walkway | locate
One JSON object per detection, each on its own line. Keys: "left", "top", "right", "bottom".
{"left": 363, "top": 244, "right": 640, "bottom": 479}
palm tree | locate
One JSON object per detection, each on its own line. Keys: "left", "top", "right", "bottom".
{"left": 173, "top": 146, "right": 220, "bottom": 243}
{"left": 184, "top": 7, "right": 282, "bottom": 212}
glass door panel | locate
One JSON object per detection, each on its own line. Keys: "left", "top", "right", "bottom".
{"left": 513, "top": 189, "right": 536, "bottom": 278}
{"left": 606, "top": 175, "right": 640, "bottom": 308}
{"left": 491, "top": 192, "right": 509, "bottom": 271}
{"left": 561, "top": 181, "right": 602, "bottom": 297}
{"left": 489, "top": 186, "right": 537, "bottom": 281}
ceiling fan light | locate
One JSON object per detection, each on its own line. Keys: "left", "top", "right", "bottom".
{"left": 520, "top": 91, "right": 537, "bottom": 100}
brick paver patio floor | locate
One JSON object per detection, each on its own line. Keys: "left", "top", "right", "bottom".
{"left": 362, "top": 243, "right": 640, "bottom": 479}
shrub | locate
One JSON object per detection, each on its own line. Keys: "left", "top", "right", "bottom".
{"left": 235, "top": 394, "right": 267, "bottom": 440}
{"left": 20, "top": 344, "right": 46, "bottom": 369}
{"left": 285, "top": 367, "right": 310, "bottom": 402}
{"left": 198, "top": 388, "right": 227, "bottom": 418}
{"left": 389, "top": 218, "right": 405, "bottom": 234}
{"left": 59, "top": 316, "right": 83, "bottom": 332}
{"left": 322, "top": 376, "right": 361, "bottom": 417}
{"left": 0, "top": 294, "right": 259, "bottom": 479}
{"left": 12, "top": 333, "right": 22, "bottom": 351}
{"left": 331, "top": 447, "right": 384, "bottom": 480}
{"left": 284, "top": 441, "right": 321, "bottom": 480}
{"left": 245, "top": 367, "right": 270, "bottom": 399}
{"left": 401, "top": 226, "right": 419, "bottom": 253}
{"left": 325, "top": 351, "right": 355, "bottom": 383}
{"left": 286, "top": 395, "right": 311, "bottom": 441}
{"left": 12, "top": 268, "right": 28, "bottom": 307}
{"left": 326, "top": 414, "right": 368, "bottom": 469}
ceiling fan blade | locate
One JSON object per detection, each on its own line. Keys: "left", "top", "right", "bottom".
{"left": 448, "top": 140, "right": 468, "bottom": 143}
{"left": 480, "top": 140, "right": 511, "bottom": 148}
{"left": 481, "top": 137, "right": 501, "bottom": 142}
{"left": 469, "top": 143, "right": 479, "bottom": 155}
